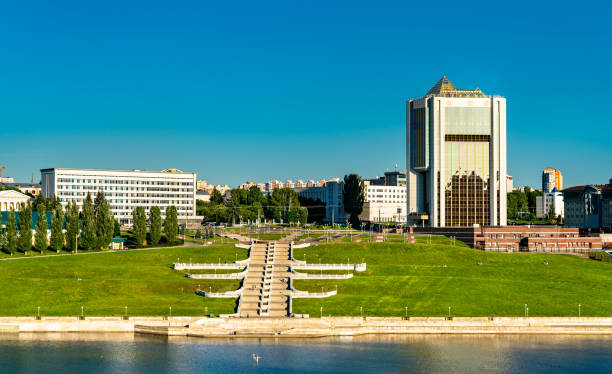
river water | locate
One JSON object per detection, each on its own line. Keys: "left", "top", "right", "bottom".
{"left": 0, "top": 333, "right": 610, "bottom": 373}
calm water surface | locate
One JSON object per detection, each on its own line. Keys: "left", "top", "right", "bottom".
{"left": 0, "top": 333, "right": 610, "bottom": 373}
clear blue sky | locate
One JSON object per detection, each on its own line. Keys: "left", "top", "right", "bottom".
{"left": 1, "top": 1, "right": 610, "bottom": 188}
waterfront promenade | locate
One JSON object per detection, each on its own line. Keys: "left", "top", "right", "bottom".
{"left": 1, "top": 316, "right": 611, "bottom": 337}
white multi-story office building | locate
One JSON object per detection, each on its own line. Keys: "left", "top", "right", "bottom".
{"left": 536, "top": 189, "right": 564, "bottom": 219}
{"left": 41, "top": 168, "right": 197, "bottom": 225}
{"left": 360, "top": 183, "right": 406, "bottom": 223}
{"left": 406, "top": 76, "right": 507, "bottom": 227}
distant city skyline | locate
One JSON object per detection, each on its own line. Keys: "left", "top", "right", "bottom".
{"left": 1, "top": 1, "right": 610, "bottom": 189}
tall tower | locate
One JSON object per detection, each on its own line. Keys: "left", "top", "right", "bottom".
{"left": 542, "top": 168, "right": 563, "bottom": 193}
{"left": 406, "top": 76, "right": 507, "bottom": 227}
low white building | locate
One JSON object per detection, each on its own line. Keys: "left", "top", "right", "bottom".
{"left": 359, "top": 183, "right": 406, "bottom": 223}
{"left": 536, "top": 189, "right": 564, "bottom": 219}
{"left": 0, "top": 189, "right": 33, "bottom": 211}
{"left": 40, "top": 168, "right": 197, "bottom": 225}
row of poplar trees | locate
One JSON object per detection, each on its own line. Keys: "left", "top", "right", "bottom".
{"left": 130, "top": 205, "right": 178, "bottom": 247}
{"left": 1, "top": 191, "right": 179, "bottom": 254}
{"left": 1, "top": 192, "right": 115, "bottom": 254}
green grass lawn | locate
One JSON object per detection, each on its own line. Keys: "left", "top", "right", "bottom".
{"left": 1, "top": 236, "right": 610, "bottom": 317}
{"left": 0, "top": 244, "right": 247, "bottom": 317}
{"left": 292, "top": 237, "right": 612, "bottom": 317}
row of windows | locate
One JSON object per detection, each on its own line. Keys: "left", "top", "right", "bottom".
{"left": 58, "top": 185, "right": 193, "bottom": 193}
{"left": 57, "top": 178, "right": 193, "bottom": 186}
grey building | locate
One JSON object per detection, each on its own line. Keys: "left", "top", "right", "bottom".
{"left": 563, "top": 181, "right": 612, "bottom": 231}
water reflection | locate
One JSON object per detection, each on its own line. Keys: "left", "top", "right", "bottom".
{"left": 0, "top": 333, "right": 609, "bottom": 373}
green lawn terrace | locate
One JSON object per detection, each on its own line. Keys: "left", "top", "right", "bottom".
{"left": 0, "top": 235, "right": 610, "bottom": 317}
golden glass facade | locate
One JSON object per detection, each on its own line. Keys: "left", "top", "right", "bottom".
{"left": 443, "top": 107, "right": 491, "bottom": 227}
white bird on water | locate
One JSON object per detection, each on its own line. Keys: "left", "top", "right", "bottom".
{"left": 252, "top": 353, "right": 261, "bottom": 365}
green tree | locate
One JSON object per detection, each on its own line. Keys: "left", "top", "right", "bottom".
{"left": 247, "top": 186, "right": 264, "bottom": 205}
{"left": 298, "top": 207, "right": 308, "bottom": 225}
{"left": 80, "top": 193, "right": 96, "bottom": 250}
{"left": 34, "top": 205, "right": 48, "bottom": 252}
{"left": 149, "top": 206, "right": 162, "bottom": 246}
{"left": 230, "top": 188, "right": 248, "bottom": 205}
{"left": 17, "top": 202, "right": 33, "bottom": 253}
{"left": 287, "top": 208, "right": 299, "bottom": 224}
{"left": 342, "top": 174, "right": 365, "bottom": 229}
{"left": 94, "top": 191, "right": 114, "bottom": 250}
{"left": 270, "top": 188, "right": 300, "bottom": 222}
{"left": 32, "top": 194, "right": 47, "bottom": 212}
{"left": 210, "top": 188, "right": 224, "bottom": 205}
{"left": 65, "top": 201, "right": 80, "bottom": 252}
{"left": 132, "top": 206, "right": 147, "bottom": 247}
{"left": 5, "top": 209, "right": 17, "bottom": 255}
{"left": 113, "top": 219, "right": 121, "bottom": 237}
{"left": 46, "top": 196, "right": 62, "bottom": 212}
{"left": 225, "top": 198, "right": 241, "bottom": 225}
{"left": 50, "top": 205, "right": 64, "bottom": 252}
{"left": 164, "top": 206, "right": 178, "bottom": 244}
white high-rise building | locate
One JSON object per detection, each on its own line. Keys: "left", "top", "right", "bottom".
{"left": 406, "top": 76, "right": 507, "bottom": 227}
{"left": 41, "top": 168, "right": 197, "bottom": 225}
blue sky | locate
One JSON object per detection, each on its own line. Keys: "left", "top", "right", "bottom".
{"left": 1, "top": 1, "right": 610, "bottom": 188}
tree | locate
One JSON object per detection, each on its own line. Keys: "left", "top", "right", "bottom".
{"left": 210, "top": 188, "right": 224, "bottom": 205}
{"left": 298, "top": 207, "right": 308, "bottom": 225}
{"left": 65, "top": 201, "right": 80, "bottom": 252}
{"left": 230, "top": 188, "right": 247, "bottom": 205}
{"left": 149, "top": 206, "right": 162, "bottom": 245}
{"left": 5, "top": 209, "right": 17, "bottom": 255}
{"left": 132, "top": 206, "right": 147, "bottom": 247}
{"left": 225, "top": 198, "right": 241, "bottom": 225}
{"left": 113, "top": 219, "right": 121, "bottom": 237}
{"left": 34, "top": 205, "right": 48, "bottom": 252}
{"left": 343, "top": 174, "right": 365, "bottom": 229}
{"left": 164, "top": 206, "right": 178, "bottom": 244}
{"left": 80, "top": 193, "right": 96, "bottom": 250}
{"left": 247, "top": 186, "right": 264, "bottom": 205}
{"left": 94, "top": 191, "right": 114, "bottom": 250}
{"left": 46, "top": 196, "right": 62, "bottom": 213}
{"left": 50, "top": 205, "right": 64, "bottom": 252}
{"left": 287, "top": 208, "right": 299, "bottom": 224}
{"left": 270, "top": 188, "right": 300, "bottom": 222}
{"left": 32, "top": 194, "right": 47, "bottom": 212}
{"left": 17, "top": 202, "right": 33, "bottom": 253}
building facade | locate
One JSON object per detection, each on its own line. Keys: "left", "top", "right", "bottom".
{"left": 563, "top": 181, "right": 612, "bottom": 231}
{"left": 536, "top": 189, "right": 564, "bottom": 219}
{"left": 359, "top": 183, "right": 406, "bottom": 223}
{"left": 413, "top": 226, "right": 601, "bottom": 252}
{"left": 297, "top": 179, "right": 346, "bottom": 224}
{"left": 41, "top": 168, "right": 197, "bottom": 225}
{"left": 406, "top": 76, "right": 507, "bottom": 227}
{"left": 542, "top": 168, "right": 563, "bottom": 193}
{"left": 0, "top": 189, "right": 33, "bottom": 211}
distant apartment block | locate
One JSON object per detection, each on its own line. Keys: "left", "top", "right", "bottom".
{"left": 41, "top": 168, "right": 197, "bottom": 225}
{"left": 542, "top": 168, "right": 563, "bottom": 193}
{"left": 297, "top": 178, "right": 346, "bottom": 223}
{"left": 406, "top": 76, "right": 507, "bottom": 227}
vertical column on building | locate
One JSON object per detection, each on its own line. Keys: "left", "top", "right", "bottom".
{"left": 437, "top": 99, "right": 445, "bottom": 227}
{"left": 428, "top": 99, "right": 437, "bottom": 227}
{"left": 498, "top": 99, "right": 507, "bottom": 226}
{"left": 489, "top": 98, "right": 498, "bottom": 226}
